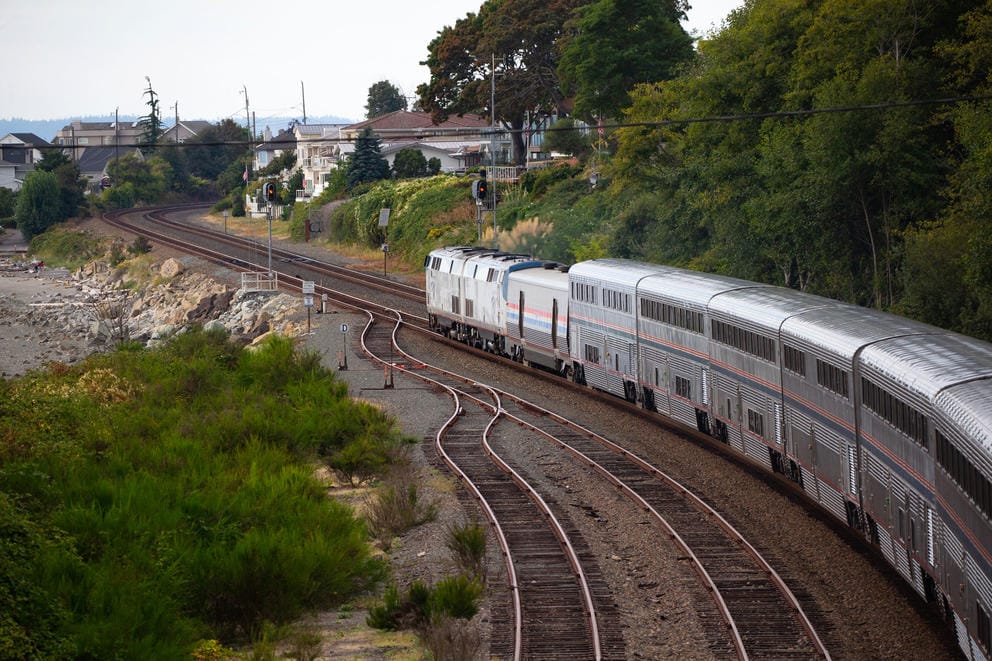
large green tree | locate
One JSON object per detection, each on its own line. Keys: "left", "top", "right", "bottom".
{"left": 558, "top": 0, "right": 694, "bottom": 120}
{"left": 418, "top": 0, "right": 583, "bottom": 165}
{"left": 15, "top": 171, "right": 61, "bottom": 241}
{"left": 365, "top": 81, "right": 408, "bottom": 119}
{"left": 35, "top": 150, "right": 85, "bottom": 222}
{"left": 347, "top": 128, "right": 390, "bottom": 189}
{"left": 185, "top": 119, "right": 248, "bottom": 181}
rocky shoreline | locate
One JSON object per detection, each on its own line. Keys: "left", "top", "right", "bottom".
{"left": 0, "top": 254, "right": 308, "bottom": 378}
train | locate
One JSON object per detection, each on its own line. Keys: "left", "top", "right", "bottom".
{"left": 425, "top": 245, "right": 992, "bottom": 660}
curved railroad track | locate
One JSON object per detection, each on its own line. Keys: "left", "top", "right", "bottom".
{"left": 104, "top": 204, "right": 951, "bottom": 659}
{"left": 360, "top": 310, "right": 623, "bottom": 660}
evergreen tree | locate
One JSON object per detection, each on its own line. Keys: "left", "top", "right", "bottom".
{"left": 139, "top": 76, "right": 163, "bottom": 150}
{"left": 347, "top": 128, "right": 390, "bottom": 189}
{"left": 15, "top": 170, "right": 61, "bottom": 241}
{"left": 365, "top": 81, "right": 408, "bottom": 119}
{"left": 392, "top": 147, "right": 428, "bottom": 178}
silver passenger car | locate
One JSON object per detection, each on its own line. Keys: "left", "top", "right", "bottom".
{"left": 506, "top": 263, "right": 570, "bottom": 373}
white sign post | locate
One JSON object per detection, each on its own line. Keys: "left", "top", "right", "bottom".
{"left": 339, "top": 323, "right": 349, "bottom": 370}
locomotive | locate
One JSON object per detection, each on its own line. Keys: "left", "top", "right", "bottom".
{"left": 426, "top": 245, "right": 992, "bottom": 660}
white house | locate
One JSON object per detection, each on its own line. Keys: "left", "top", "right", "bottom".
{"left": 0, "top": 133, "right": 51, "bottom": 191}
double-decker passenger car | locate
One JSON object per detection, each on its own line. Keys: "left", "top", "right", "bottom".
{"left": 425, "top": 247, "right": 992, "bottom": 659}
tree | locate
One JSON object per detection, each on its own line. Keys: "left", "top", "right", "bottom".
{"left": 417, "top": 0, "right": 584, "bottom": 165}
{"left": 36, "top": 150, "right": 85, "bottom": 220}
{"left": 15, "top": 170, "right": 61, "bottom": 241}
{"left": 0, "top": 187, "right": 15, "bottom": 218}
{"left": 347, "top": 128, "right": 390, "bottom": 189}
{"left": 558, "top": 0, "right": 694, "bottom": 120}
{"left": 139, "top": 76, "right": 163, "bottom": 149}
{"left": 366, "top": 81, "right": 408, "bottom": 119}
{"left": 392, "top": 148, "right": 428, "bottom": 178}
{"left": 542, "top": 117, "right": 591, "bottom": 157}
{"left": 186, "top": 119, "right": 248, "bottom": 181}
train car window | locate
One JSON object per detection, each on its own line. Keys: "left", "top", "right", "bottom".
{"left": 937, "top": 429, "right": 992, "bottom": 520}
{"left": 784, "top": 344, "right": 807, "bottom": 376}
{"left": 817, "top": 359, "right": 850, "bottom": 398}
{"left": 584, "top": 344, "right": 600, "bottom": 364}
{"left": 675, "top": 375, "right": 691, "bottom": 399}
{"left": 450, "top": 295, "right": 460, "bottom": 314}
{"left": 748, "top": 409, "right": 765, "bottom": 437}
{"left": 465, "top": 299, "right": 474, "bottom": 318}
{"left": 862, "top": 378, "right": 927, "bottom": 447}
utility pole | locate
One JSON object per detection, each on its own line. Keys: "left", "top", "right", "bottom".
{"left": 490, "top": 54, "right": 498, "bottom": 249}
{"left": 242, "top": 85, "right": 251, "bottom": 182}
{"left": 114, "top": 107, "right": 119, "bottom": 181}
{"left": 301, "top": 80, "right": 307, "bottom": 125}
{"left": 172, "top": 101, "right": 179, "bottom": 142}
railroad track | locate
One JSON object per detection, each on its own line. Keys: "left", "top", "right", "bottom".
{"left": 360, "top": 309, "right": 623, "bottom": 660}
{"left": 125, "top": 204, "right": 836, "bottom": 658}
{"left": 102, "top": 205, "right": 425, "bottom": 308}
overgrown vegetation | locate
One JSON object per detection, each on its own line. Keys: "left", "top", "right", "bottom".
{"left": 28, "top": 226, "right": 105, "bottom": 270}
{"left": 0, "top": 330, "right": 399, "bottom": 657}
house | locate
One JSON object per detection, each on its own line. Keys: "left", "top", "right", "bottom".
{"left": 76, "top": 146, "right": 143, "bottom": 193}
{"left": 343, "top": 110, "right": 506, "bottom": 177}
{"left": 161, "top": 120, "right": 213, "bottom": 144}
{"left": 0, "top": 133, "right": 51, "bottom": 191}
{"left": 293, "top": 123, "right": 350, "bottom": 200}
{"left": 253, "top": 127, "right": 297, "bottom": 175}
{"left": 53, "top": 120, "right": 145, "bottom": 167}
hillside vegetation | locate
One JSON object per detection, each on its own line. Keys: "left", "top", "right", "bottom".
{"left": 301, "top": 1, "right": 992, "bottom": 344}
{"left": 0, "top": 330, "right": 401, "bottom": 658}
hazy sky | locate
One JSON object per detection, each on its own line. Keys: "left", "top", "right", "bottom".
{"left": 1, "top": 0, "right": 741, "bottom": 124}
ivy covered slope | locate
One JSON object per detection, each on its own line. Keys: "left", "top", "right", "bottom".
{"left": 0, "top": 330, "right": 404, "bottom": 659}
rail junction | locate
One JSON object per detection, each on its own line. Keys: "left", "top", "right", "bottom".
{"left": 97, "top": 204, "right": 957, "bottom": 660}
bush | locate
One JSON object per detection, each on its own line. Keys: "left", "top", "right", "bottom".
{"left": 446, "top": 520, "right": 488, "bottom": 581}
{"left": 0, "top": 331, "right": 393, "bottom": 654}
{"left": 364, "top": 462, "right": 437, "bottom": 550}
{"left": 28, "top": 227, "right": 105, "bottom": 270}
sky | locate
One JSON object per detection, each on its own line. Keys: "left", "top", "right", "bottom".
{"left": 0, "top": 0, "right": 742, "bottom": 125}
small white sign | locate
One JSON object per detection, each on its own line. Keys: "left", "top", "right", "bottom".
{"left": 340, "top": 323, "right": 349, "bottom": 333}
{"left": 378, "top": 208, "right": 391, "bottom": 227}
{"left": 303, "top": 294, "right": 314, "bottom": 308}
{"left": 302, "top": 280, "right": 315, "bottom": 294}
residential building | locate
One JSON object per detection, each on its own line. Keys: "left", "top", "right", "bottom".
{"left": 0, "top": 133, "right": 51, "bottom": 191}
{"left": 294, "top": 123, "right": 350, "bottom": 200}
{"left": 161, "top": 120, "right": 213, "bottom": 144}
{"left": 76, "top": 146, "right": 143, "bottom": 193}
{"left": 53, "top": 120, "right": 144, "bottom": 162}
{"left": 253, "top": 127, "right": 297, "bottom": 175}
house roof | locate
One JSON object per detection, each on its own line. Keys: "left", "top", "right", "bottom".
{"left": 4, "top": 133, "right": 52, "bottom": 146}
{"left": 346, "top": 110, "right": 490, "bottom": 133}
{"left": 76, "top": 146, "right": 142, "bottom": 175}
{"left": 256, "top": 128, "right": 297, "bottom": 152}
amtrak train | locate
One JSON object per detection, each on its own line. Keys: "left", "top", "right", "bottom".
{"left": 425, "top": 245, "right": 992, "bottom": 660}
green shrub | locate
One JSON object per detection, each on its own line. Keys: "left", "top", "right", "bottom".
{"left": 28, "top": 227, "right": 105, "bottom": 270}
{"left": 0, "top": 330, "right": 394, "bottom": 654}
{"left": 446, "top": 520, "right": 487, "bottom": 580}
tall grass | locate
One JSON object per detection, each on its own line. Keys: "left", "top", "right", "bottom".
{"left": 0, "top": 329, "right": 398, "bottom": 656}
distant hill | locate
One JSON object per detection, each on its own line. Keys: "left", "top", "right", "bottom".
{"left": 0, "top": 115, "right": 357, "bottom": 142}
